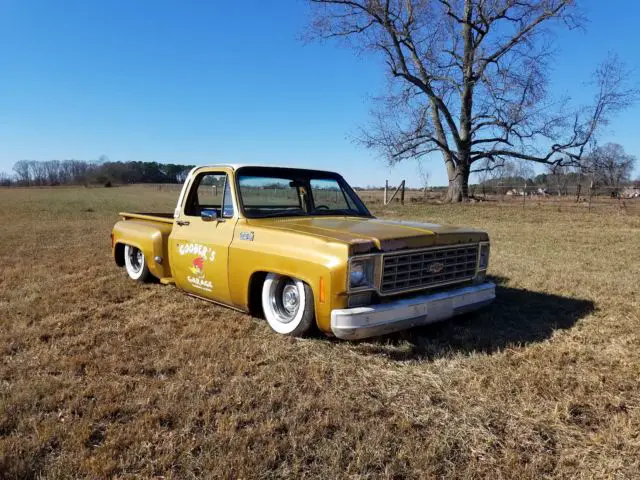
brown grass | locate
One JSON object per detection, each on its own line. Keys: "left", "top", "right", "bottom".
{"left": 1, "top": 185, "right": 639, "bottom": 479}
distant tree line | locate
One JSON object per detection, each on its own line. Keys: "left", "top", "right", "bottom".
{"left": 3, "top": 159, "right": 195, "bottom": 187}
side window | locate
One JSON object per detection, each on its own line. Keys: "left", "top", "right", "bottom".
{"left": 184, "top": 172, "right": 233, "bottom": 217}
{"left": 310, "top": 179, "right": 353, "bottom": 210}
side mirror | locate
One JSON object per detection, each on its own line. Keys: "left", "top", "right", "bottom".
{"left": 201, "top": 208, "right": 219, "bottom": 222}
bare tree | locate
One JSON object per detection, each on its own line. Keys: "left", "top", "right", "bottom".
{"left": 67, "top": 160, "right": 91, "bottom": 184}
{"left": 0, "top": 172, "right": 13, "bottom": 187}
{"left": 416, "top": 159, "right": 430, "bottom": 197}
{"left": 546, "top": 163, "right": 570, "bottom": 196}
{"left": 28, "top": 160, "right": 47, "bottom": 186}
{"left": 585, "top": 143, "right": 636, "bottom": 193}
{"left": 13, "top": 160, "right": 31, "bottom": 185}
{"left": 515, "top": 162, "right": 534, "bottom": 183}
{"left": 43, "top": 159, "right": 61, "bottom": 185}
{"left": 307, "top": 0, "right": 638, "bottom": 202}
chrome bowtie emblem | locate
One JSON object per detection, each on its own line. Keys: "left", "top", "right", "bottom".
{"left": 427, "top": 262, "right": 444, "bottom": 273}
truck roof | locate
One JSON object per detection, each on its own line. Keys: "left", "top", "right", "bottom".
{"left": 196, "top": 164, "right": 337, "bottom": 174}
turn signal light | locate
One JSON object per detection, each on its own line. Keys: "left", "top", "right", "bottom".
{"left": 319, "top": 276, "right": 326, "bottom": 303}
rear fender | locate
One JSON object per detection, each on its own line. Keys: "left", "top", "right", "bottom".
{"left": 112, "top": 220, "right": 171, "bottom": 279}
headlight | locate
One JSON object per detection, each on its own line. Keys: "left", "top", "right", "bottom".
{"left": 478, "top": 243, "right": 490, "bottom": 270}
{"left": 349, "top": 257, "right": 375, "bottom": 290}
{"left": 351, "top": 263, "right": 366, "bottom": 285}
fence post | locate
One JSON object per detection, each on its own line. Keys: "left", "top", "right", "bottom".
{"left": 588, "top": 181, "right": 594, "bottom": 213}
{"left": 617, "top": 187, "right": 623, "bottom": 211}
{"left": 523, "top": 180, "right": 527, "bottom": 211}
{"left": 576, "top": 184, "right": 582, "bottom": 203}
{"left": 384, "top": 180, "right": 388, "bottom": 205}
{"left": 384, "top": 181, "right": 405, "bottom": 206}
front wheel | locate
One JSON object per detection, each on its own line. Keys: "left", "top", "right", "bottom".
{"left": 261, "top": 273, "right": 315, "bottom": 336}
{"left": 124, "top": 245, "right": 151, "bottom": 282}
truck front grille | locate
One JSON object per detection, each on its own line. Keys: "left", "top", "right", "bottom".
{"left": 380, "top": 244, "right": 478, "bottom": 294}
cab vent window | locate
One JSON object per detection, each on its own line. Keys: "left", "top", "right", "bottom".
{"left": 222, "top": 178, "right": 234, "bottom": 218}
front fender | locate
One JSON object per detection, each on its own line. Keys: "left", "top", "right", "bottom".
{"left": 228, "top": 226, "right": 350, "bottom": 334}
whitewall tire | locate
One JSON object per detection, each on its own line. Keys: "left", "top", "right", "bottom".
{"left": 124, "top": 245, "right": 151, "bottom": 282}
{"left": 261, "top": 273, "right": 315, "bottom": 336}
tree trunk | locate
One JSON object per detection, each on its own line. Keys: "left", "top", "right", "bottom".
{"left": 445, "top": 0, "right": 474, "bottom": 204}
{"left": 445, "top": 163, "right": 470, "bottom": 202}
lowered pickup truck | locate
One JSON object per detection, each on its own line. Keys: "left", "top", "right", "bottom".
{"left": 111, "top": 165, "right": 494, "bottom": 340}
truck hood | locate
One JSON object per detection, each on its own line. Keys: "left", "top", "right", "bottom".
{"left": 250, "top": 216, "right": 488, "bottom": 252}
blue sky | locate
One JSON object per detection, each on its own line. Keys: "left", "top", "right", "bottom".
{"left": 1, "top": 0, "right": 638, "bottom": 187}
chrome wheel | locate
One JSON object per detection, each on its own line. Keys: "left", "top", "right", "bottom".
{"left": 128, "top": 247, "right": 144, "bottom": 274}
{"left": 271, "top": 280, "right": 301, "bottom": 323}
{"left": 261, "top": 273, "right": 315, "bottom": 336}
{"left": 124, "top": 245, "right": 150, "bottom": 282}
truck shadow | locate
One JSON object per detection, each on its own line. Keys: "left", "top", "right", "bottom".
{"left": 350, "top": 277, "right": 595, "bottom": 360}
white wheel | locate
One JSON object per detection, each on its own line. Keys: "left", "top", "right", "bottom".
{"left": 261, "top": 273, "right": 315, "bottom": 336}
{"left": 124, "top": 245, "right": 150, "bottom": 282}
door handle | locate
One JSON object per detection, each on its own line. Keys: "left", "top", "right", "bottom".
{"left": 176, "top": 220, "right": 190, "bottom": 226}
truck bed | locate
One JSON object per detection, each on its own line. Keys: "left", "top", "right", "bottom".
{"left": 118, "top": 212, "right": 175, "bottom": 224}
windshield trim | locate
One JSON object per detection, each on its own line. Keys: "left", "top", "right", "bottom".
{"left": 234, "top": 166, "right": 372, "bottom": 219}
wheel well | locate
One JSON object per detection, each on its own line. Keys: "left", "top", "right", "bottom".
{"left": 248, "top": 271, "right": 268, "bottom": 318}
{"left": 114, "top": 243, "right": 126, "bottom": 267}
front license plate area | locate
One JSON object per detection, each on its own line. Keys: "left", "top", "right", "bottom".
{"left": 425, "top": 297, "right": 454, "bottom": 322}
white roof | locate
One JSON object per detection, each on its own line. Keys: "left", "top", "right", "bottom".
{"left": 195, "top": 163, "right": 336, "bottom": 173}
{"left": 200, "top": 163, "right": 266, "bottom": 170}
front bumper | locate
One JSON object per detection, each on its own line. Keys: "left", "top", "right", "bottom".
{"left": 331, "top": 282, "right": 495, "bottom": 340}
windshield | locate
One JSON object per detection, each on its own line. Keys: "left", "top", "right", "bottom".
{"left": 236, "top": 167, "right": 371, "bottom": 219}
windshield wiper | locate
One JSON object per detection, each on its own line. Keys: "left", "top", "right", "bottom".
{"left": 255, "top": 210, "right": 307, "bottom": 218}
{"left": 312, "top": 209, "right": 361, "bottom": 216}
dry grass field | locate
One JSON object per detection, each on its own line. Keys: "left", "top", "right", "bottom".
{"left": 1, "top": 185, "right": 639, "bottom": 479}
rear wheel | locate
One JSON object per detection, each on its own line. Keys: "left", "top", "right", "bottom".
{"left": 261, "top": 273, "right": 315, "bottom": 336}
{"left": 124, "top": 245, "right": 151, "bottom": 282}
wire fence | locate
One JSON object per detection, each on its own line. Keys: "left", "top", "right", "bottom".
{"left": 358, "top": 183, "right": 640, "bottom": 216}
{"left": 471, "top": 184, "right": 640, "bottom": 214}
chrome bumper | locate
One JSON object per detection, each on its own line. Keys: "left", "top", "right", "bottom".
{"left": 331, "top": 282, "right": 495, "bottom": 340}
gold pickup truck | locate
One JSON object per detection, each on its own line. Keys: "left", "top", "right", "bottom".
{"left": 111, "top": 165, "right": 494, "bottom": 340}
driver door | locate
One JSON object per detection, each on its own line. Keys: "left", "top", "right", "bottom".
{"left": 168, "top": 168, "right": 237, "bottom": 304}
